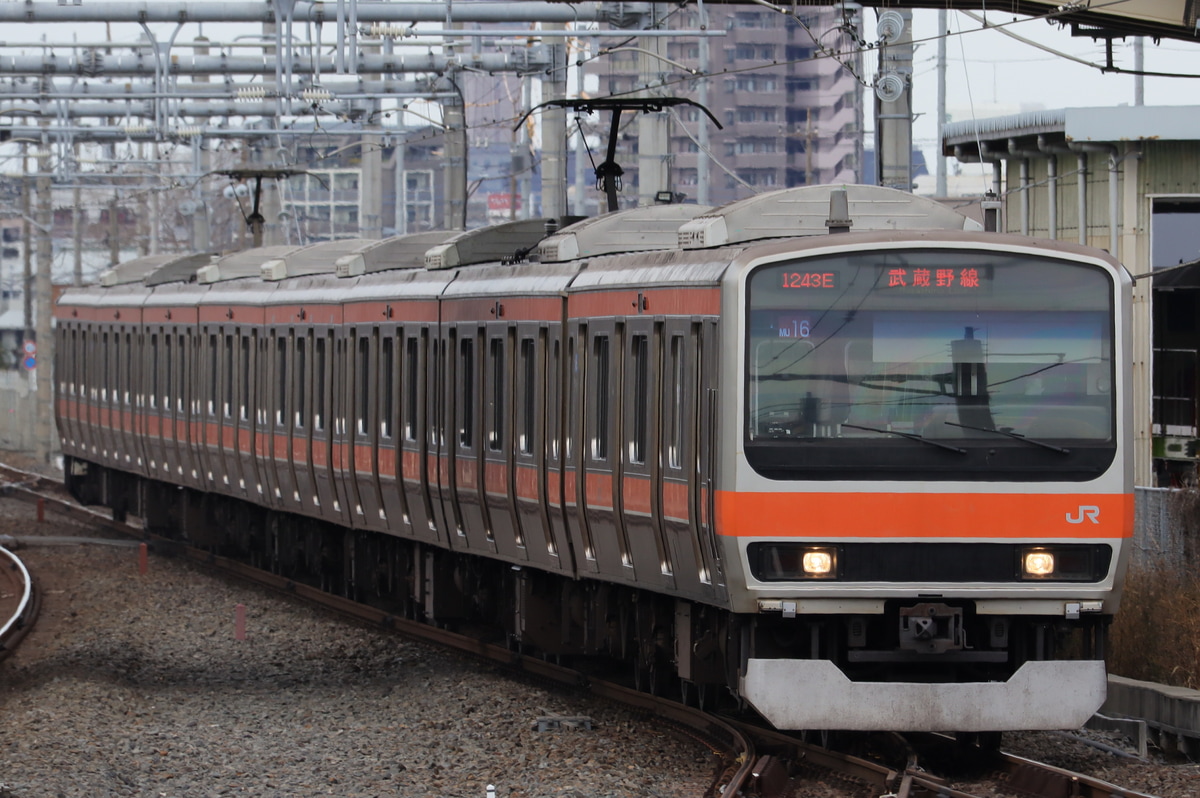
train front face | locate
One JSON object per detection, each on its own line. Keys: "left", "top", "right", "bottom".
{"left": 724, "top": 235, "right": 1132, "bottom": 732}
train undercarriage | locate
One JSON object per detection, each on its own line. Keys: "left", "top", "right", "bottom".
{"left": 65, "top": 455, "right": 1110, "bottom": 729}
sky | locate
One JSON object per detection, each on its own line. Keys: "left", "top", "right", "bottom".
{"left": 903, "top": 8, "right": 1200, "bottom": 183}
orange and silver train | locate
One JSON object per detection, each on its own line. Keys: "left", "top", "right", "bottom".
{"left": 56, "top": 184, "right": 1132, "bottom": 732}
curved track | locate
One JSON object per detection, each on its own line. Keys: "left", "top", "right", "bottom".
{"left": 0, "top": 538, "right": 38, "bottom": 662}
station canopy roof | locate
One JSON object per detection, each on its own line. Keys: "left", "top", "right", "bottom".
{"left": 702, "top": 0, "right": 1197, "bottom": 42}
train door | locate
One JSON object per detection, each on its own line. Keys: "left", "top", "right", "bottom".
{"left": 146, "top": 327, "right": 174, "bottom": 480}
{"left": 235, "top": 329, "right": 262, "bottom": 503}
{"left": 622, "top": 318, "right": 674, "bottom": 591}
{"left": 512, "top": 325, "right": 563, "bottom": 570}
{"left": 119, "top": 327, "right": 142, "bottom": 475}
{"left": 562, "top": 323, "right": 598, "bottom": 575}
{"left": 106, "top": 327, "right": 121, "bottom": 468}
{"left": 581, "top": 320, "right": 632, "bottom": 580}
{"left": 310, "top": 327, "right": 344, "bottom": 523}
{"left": 350, "top": 327, "right": 387, "bottom": 531}
{"left": 694, "top": 319, "right": 725, "bottom": 601}
{"left": 196, "top": 328, "right": 221, "bottom": 490}
{"left": 658, "top": 320, "right": 715, "bottom": 600}
{"left": 79, "top": 325, "right": 97, "bottom": 462}
{"left": 483, "top": 323, "right": 525, "bottom": 561}
{"left": 161, "top": 327, "right": 182, "bottom": 482}
{"left": 57, "top": 323, "right": 78, "bottom": 458}
{"left": 181, "top": 326, "right": 204, "bottom": 489}
{"left": 94, "top": 329, "right": 115, "bottom": 466}
{"left": 377, "top": 328, "right": 411, "bottom": 536}
{"left": 426, "top": 331, "right": 450, "bottom": 540}
{"left": 331, "top": 328, "right": 361, "bottom": 526}
{"left": 447, "top": 323, "right": 493, "bottom": 551}
{"left": 133, "top": 327, "right": 151, "bottom": 477}
{"left": 398, "top": 326, "right": 441, "bottom": 545}
{"left": 217, "top": 329, "right": 245, "bottom": 497}
{"left": 253, "top": 331, "right": 283, "bottom": 509}
{"left": 288, "top": 327, "right": 318, "bottom": 518}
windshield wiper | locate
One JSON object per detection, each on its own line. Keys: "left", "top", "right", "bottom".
{"left": 943, "top": 421, "right": 1070, "bottom": 454}
{"left": 841, "top": 423, "right": 966, "bottom": 454}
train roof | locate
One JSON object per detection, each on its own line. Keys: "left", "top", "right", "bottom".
{"left": 424, "top": 217, "right": 584, "bottom": 270}
{"left": 535, "top": 204, "right": 712, "bottom": 263}
{"left": 677, "top": 184, "right": 983, "bottom": 249}
{"left": 98, "top": 252, "right": 216, "bottom": 288}
{"left": 197, "top": 245, "right": 303, "bottom": 284}
{"left": 260, "top": 239, "right": 376, "bottom": 281}
{"left": 334, "top": 231, "right": 457, "bottom": 277}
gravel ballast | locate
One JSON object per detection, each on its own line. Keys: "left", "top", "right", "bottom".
{"left": 0, "top": 496, "right": 714, "bottom": 798}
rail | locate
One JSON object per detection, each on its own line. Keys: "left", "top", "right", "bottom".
{"left": 0, "top": 542, "right": 37, "bottom": 660}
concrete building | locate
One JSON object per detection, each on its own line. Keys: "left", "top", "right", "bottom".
{"left": 944, "top": 106, "right": 1200, "bottom": 486}
{"left": 587, "top": 5, "right": 864, "bottom": 208}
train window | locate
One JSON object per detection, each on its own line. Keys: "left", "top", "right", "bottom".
{"left": 257, "top": 337, "right": 268, "bottom": 426}
{"left": 101, "top": 332, "right": 110, "bottom": 403}
{"left": 630, "top": 334, "right": 649, "bottom": 464}
{"left": 314, "top": 334, "right": 327, "bottom": 432}
{"left": 566, "top": 333, "right": 578, "bottom": 462}
{"left": 66, "top": 329, "right": 75, "bottom": 396}
{"left": 549, "top": 338, "right": 561, "bottom": 461}
{"left": 489, "top": 336, "right": 504, "bottom": 451}
{"left": 163, "top": 333, "right": 173, "bottom": 412}
{"left": 436, "top": 337, "right": 446, "bottom": 448}
{"left": 276, "top": 336, "right": 288, "bottom": 427}
{"left": 240, "top": 335, "right": 251, "bottom": 422}
{"left": 123, "top": 332, "right": 132, "bottom": 405}
{"left": 666, "top": 335, "right": 684, "bottom": 470}
{"left": 381, "top": 336, "right": 394, "bottom": 439}
{"left": 178, "top": 334, "right": 187, "bottom": 413}
{"left": 295, "top": 335, "right": 307, "bottom": 429}
{"left": 100, "top": 333, "right": 106, "bottom": 403}
{"left": 149, "top": 334, "right": 159, "bottom": 410}
{"left": 745, "top": 249, "right": 1116, "bottom": 481}
{"left": 460, "top": 336, "right": 474, "bottom": 448}
{"left": 113, "top": 334, "right": 121, "bottom": 406}
{"left": 591, "top": 335, "right": 609, "bottom": 460}
{"left": 405, "top": 336, "right": 419, "bottom": 441}
{"left": 519, "top": 337, "right": 535, "bottom": 455}
{"left": 357, "top": 335, "right": 370, "bottom": 436}
{"left": 208, "top": 334, "right": 218, "bottom": 416}
{"left": 223, "top": 335, "right": 234, "bottom": 418}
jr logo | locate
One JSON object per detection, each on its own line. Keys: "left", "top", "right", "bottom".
{"left": 1066, "top": 505, "right": 1101, "bottom": 524}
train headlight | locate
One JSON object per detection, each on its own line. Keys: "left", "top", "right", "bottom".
{"left": 1022, "top": 550, "right": 1056, "bottom": 577}
{"left": 802, "top": 549, "right": 835, "bottom": 576}
{"left": 748, "top": 544, "right": 839, "bottom": 580}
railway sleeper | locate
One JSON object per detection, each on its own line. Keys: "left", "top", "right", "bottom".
{"left": 66, "top": 459, "right": 1110, "bottom": 721}
{"left": 64, "top": 458, "right": 739, "bottom": 707}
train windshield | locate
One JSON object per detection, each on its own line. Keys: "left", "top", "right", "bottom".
{"left": 744, "top": 248, "right": 1116, "bottom": 481}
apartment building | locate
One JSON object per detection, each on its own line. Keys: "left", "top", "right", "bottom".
{"left": 591, "top": 6, "right": 864, "bottom": 207}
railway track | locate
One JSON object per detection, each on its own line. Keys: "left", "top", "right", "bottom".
{"left": 0, "top": 531, "right": 38, "bottom": 663}
{"left": 0, "top": 461, "right": 1164, "bottom": 798}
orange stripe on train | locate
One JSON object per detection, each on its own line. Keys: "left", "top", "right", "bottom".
{"left": 715, "top": 491, "right": 1134, "bottom": 539}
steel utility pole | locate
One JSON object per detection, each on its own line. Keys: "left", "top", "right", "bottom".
{"left": 874, "top": 9, "right": 914, "bottom": 192}
{"left": 636, "top": 3, "right": 670, "bottom": 207}
{"left": 936, "top": 8, "right": 948, "bottom": 197}
{"left": 35, "top": 143, "right": 52, "bottom": 464}
{"left": 541, "top": 22, "right": 568, "bottom": 220}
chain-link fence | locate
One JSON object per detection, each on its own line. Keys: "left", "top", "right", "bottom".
{"left": 1134, "top": 486, "right": 1199, "bottom": 569}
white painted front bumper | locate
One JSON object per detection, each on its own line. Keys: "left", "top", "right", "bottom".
{"left": 741, "top": 659, "right": 1107, "bottom": 732}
